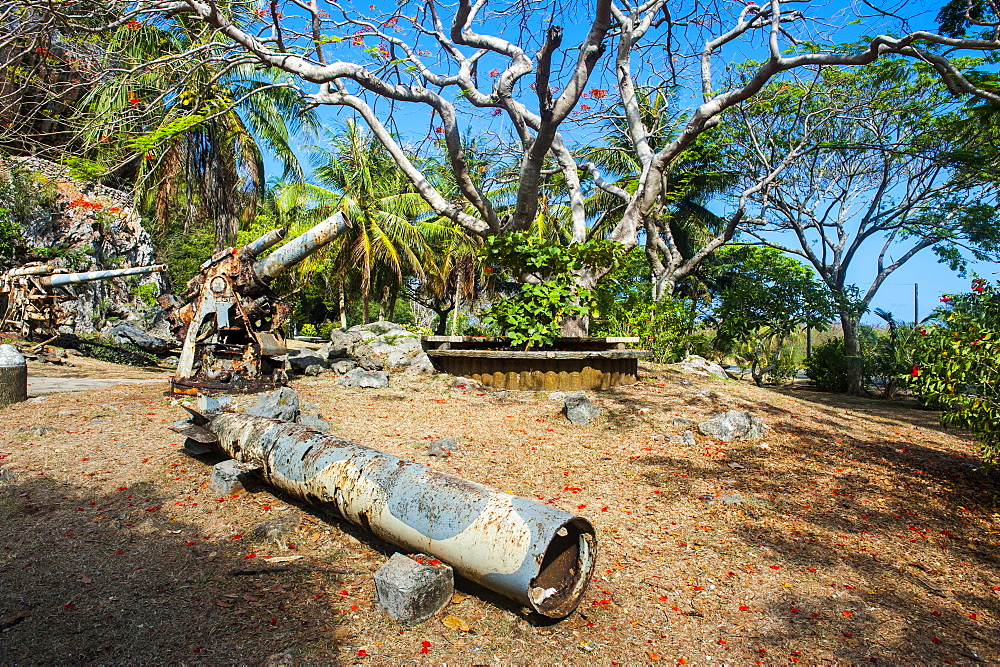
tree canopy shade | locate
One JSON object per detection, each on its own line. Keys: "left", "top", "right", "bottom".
{"left": 722, "top": 58, "right": 1000, "bottom": 393}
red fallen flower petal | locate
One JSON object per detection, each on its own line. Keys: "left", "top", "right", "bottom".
{"left": 790, "top": 608, "right": 800, "bottom": 613}
{"left": 357, "top": 650, "right": 369, "bottom": 657}
{"left": 931, "top": 637, "right": 942, "bottom": 644}
{"left": 969, "top": 613, "right": 977, "bottom": 620}
{"left": 739, "top": 605, "right": 750, "bottom": 611}
{"left": 842, "top": 610, "right": 852, "bottom": 617}
{"left": 245, "top": 552, "right": 256, "bottom": 559}
{"left": 420, "top": 647, "right": 429, "bottom": 654}
{"left": 770, "top": 565, "right": 780, "bottom": 569}
{"left": 64, "top": 603, "right": 75, "bottom": 610}
{"left": 932, "top": 610, "right": 941, "bottom": 616}
{"left": 808, "top": 567, "right": 819, "bottom": 572}
{"left": 842, "top": 632, "right": 853, "bottom": 637}
{"left": 421, "top": 641, "right": 431, "bottom": 648}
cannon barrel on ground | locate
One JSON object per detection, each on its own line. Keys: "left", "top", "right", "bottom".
{"left": 38, "top": 264, "right": 167, "bottom": 288}
{"left": 203, "top": 411, "right": 597, "bottom": 618}
{"left": 253, "top": 213, "right": 348, "bottom": 283}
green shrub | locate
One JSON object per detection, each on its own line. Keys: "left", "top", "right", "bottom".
{"left": 594, "top": 297, "right": 696, "bottom": 363}
{"left": 0, "top": 160, "right": 58, "bottom": 256}
{"left": 480, "top": 232, "right": 621, "bottom": 350}
{"left": 299, "top": 322, "right": 318, "bottom": 337}
{"left": 908, "top": 278, "right": 1000, "bottom": 461}
{"left": 805, "top": 338, "right": 850, "bottom": 392}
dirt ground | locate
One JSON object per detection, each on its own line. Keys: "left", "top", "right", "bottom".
{"left": 1, "top": 358, "right": 999, "bottom": 664}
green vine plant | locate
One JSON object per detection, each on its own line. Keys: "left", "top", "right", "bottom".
{"left": 479, "top": 231, "right": 621, "bottom": 350}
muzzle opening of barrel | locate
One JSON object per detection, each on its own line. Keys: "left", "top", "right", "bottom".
{"left": 528, "top": 517, "right": 596, "bottom": 617}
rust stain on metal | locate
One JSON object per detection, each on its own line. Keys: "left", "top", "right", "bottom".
{"left": 201, "top": 411, "right": 597, "bottom": 618}
{"left": 160, "top": 213, "right": 348, "bottom": 394}
{"left": 0, "top": 263, "right": 166, "bottom": 339}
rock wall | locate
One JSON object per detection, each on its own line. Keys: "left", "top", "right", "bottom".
{"left": 4, "top": 156, "right": 166, "bottom": 334}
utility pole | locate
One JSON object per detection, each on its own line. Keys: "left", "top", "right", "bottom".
{"left": 914, "top": 283, "right": 919, "bottom": 325}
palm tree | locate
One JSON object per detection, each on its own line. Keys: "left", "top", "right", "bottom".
{"left": 77, "top": 17, "right": 317, "bottom": 250}
{"left": 290, "top": 120, "right": 442, "bottom": 325}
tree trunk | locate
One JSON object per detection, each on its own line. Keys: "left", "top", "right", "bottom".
{"left": 840, "top": 311, "right": 865, "bottom": 396}
{"left": 362, "top": 293, "right": 370, "bottom": 325}
{"left": 560, "top": 315, "right": 589, "bottom": 337}
{"left": 338, "top": 284, "right": 348, "bottom": 329}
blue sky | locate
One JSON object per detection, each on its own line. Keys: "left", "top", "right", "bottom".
{"left": 258, "top": 0, "right": 999, "bottom": 324}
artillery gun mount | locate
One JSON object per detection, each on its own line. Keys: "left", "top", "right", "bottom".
{"left": 160, "top": 213, "right": 348, "bottom": 395}
{"left": 0, "top": 263, "right": 166, "bottom": 340}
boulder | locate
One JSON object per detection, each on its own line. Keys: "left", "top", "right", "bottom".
{"left": 677, "top": 355, "right": 730, "bottom": 380}
{"left": 406, "top": 353, "right": 435, "bottom": 374}
{"left": 427, "top": 436, "right": 459, "bottom": 457}
{"left": 287, "top": 349, "right": 328, "bottom": 374}
{"left": 697, "top": 410, "right": 767, "bottom": 442}
{"left": 108, "top": 323, "right": 172, "bottom": 354}
{"left": 297, "top": 412, "right": 331, "bottom": 432}
{"left": 330, "top": 359, "right": 358, "bottom": 375}
{"left": 563, "top": 391, "right": 600, "bottom": 425}
{"left": 246, "top": 387, "right": 300, "bottom": 422}
{"left": 337, "top": 368, "right": 389, "bottom": 389}
{"left": 354, "top": 344, "right": 387, "bottom": 371}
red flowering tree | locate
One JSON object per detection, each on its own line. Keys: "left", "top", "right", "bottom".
{"left": 908, "top": 279, "right": 1000, "bottom": 461}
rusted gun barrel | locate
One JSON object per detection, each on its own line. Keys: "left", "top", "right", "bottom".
{"left": 239, "top": 228, "right": 286, "bottom": 260}
{"left": 254, "top": 212, "right": 348, "bottom": 282}
{"left": 200, "top": 412, "right": 596, "bottom": 618}
{"left": 38, "top": 264, "right": 166, "bottom": 287}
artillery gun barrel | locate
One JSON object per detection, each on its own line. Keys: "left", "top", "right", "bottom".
{"left": 39, "top": 264, "right": 167, "bottom": 287}
{"left": 240, "top": 228, "right": 287, "bottom": 259}
{"left": 7, "top": 264, "right": 57, "bottom": 277}
{"left": 254, "top": 213, "right": 348, "bottom": 283}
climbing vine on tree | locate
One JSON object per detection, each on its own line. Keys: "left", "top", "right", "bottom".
{"left": 908, "top": 279, "right": 1000, "bottom": 462}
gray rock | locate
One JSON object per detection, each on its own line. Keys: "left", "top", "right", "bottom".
{"left": 209, "top": 459, "right": 262, "bottom": 495}
{"left": 246, "top": 387, "right": 300, "bottom": 422}
{"left": 354, "top": 344, "right": 387, "bottom": 371}
{"left": 697, "top": 410, "right": 767, "bottom": 442}
{"left": 55, "top": 409, "right": 78, "bottom": 417}
{"left": 427, "top": 436, "right": 458, "bottom": 457}
{"left": 352, "top": 320, "right": 408, "bottom": 335}
{"left": 0, "top": 467, "right": 18, "bottom": 483}
{"left": 108, "top": 323, "right": 172, "bottom": 354}
{"left": 711, "top": 492, "right": 746, "bottom": 505}
{"left": 297, "top": 412, "right": 331, "bottom": 432}
{"left": 683, "top": 430, "right": 696, "bottom": 445}
{"left": 163, "top": 356, "right": 179, "bottom": 369}
{"left": 252, "top": 513, "right": 301, "bottom": 543}
{"left": 287, "top": 349, "right": 328, "bottom": 373}
{"left": 563, "top": 391, "right": 600, "bottom": 425}
{"left": 330, "top": 359, "right": 358, "bottom": 375}
{"left": 337, "top": 368, "right": 389, "bottom": 389}
{"left": 17, "top": 425, "right": 56, "bottom": 437}
{"left": 327, "top": 330, "right": 364, "bottom": 357}
{"left": 672, "top": 417, "right": 692, "bottom": 426}
{"left": 405, "top": 353, "right": 435, "bottom": 374}
{"left": 678, "top": 355, "right": 730, "bottom": 380}
{"left": 304, "top": 364, "right": 323, "bottom": 376}
{"left": 451, "top": 376, "right": 475, "bottom": 390}
{"left": 548, "top": 391, "right": 566, "bottom": 402}
{"left": 375, "top": 552, "right": 454, "bottom": 626}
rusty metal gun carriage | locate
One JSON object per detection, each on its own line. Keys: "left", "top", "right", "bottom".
{"left": 0, "top": 263, "right": 166, "bottom": 339}
{"left": 160, "top": 213, "right": 348, "bottom": 395}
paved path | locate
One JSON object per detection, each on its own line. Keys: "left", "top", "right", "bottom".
{"left": 27, "top": 377, "right": 166, "bottom": 397}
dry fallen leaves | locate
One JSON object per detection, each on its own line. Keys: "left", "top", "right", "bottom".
{"left": 441, "top": 615, "right": 471, "bottom": 632}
